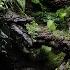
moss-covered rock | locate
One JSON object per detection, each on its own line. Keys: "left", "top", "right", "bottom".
{"left": 38, "top": 45, "right": 65, "bottom": 70}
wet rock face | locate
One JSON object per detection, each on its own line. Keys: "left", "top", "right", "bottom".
{"left": 0, "top": 9, "right": 34, "bottom": 70}
{"left": 3, "top": 10, "right": 33, "bottom": 25}
{"left": 10, "top": 24, "right": 33, "bottom": 47}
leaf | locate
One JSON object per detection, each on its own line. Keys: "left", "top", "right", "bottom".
{"left": 56, "top": 9, "right": 67, "bottom": 19}
{"left": 41, "top": 45, "right": 52, "bottom": 53}
{"left": 0, "top": 1, "right": 5, "bottom": 10}
{"left": 32, "top": 0, "right": 40, "bottom": 4}
{"left": 47, "top": 20, "right": 56, "bottom": 31}
{"left": 13, "top": 0, "right": 25, "bottom": 15}
{"left": 16, "top": 0, "right": 25, "bottom": 11}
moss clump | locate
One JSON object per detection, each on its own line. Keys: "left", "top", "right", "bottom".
{"left": 40, "top": 45, "right": 65, "bottom": 69}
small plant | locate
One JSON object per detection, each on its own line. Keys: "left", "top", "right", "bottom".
{"left": 47, "top": 20, "right": 56, "bottom": 32}
{"left": 26, "top": 20, "right": 40, "bottom": 38}
{"left": 56, "top": 9, "right": 67, "bottom": 20}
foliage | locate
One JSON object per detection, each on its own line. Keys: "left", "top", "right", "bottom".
{"left": 41, "top": 45, "right": 52, "bottom": 53}
{"left": 56, "top": 61, "right": 70, "bottom": 70}
{"left": 16, "top": 0, "right": 25, "bottom": 12}
{"left": 32, "top": 0, "right": 40, "bottom": 4}
{"left": 32, "top": 6, "right": 70, "bottom": 30}
{"left": 29, "top": 3, "right": 70, "bottom": 69}
{"left": 0, "top": 0, "right": 70, "bottom": 70}
{"left": 0, "top": 0, "right": 6, "bottom": 10}
{"left": 26, "top": 20, "right": 40, "bottom": 38}
{"left": 32, "top": 11, "right": 56, "bottom": 23}
{"left": 48, "top": 52, "right": 65, "bottom": 67}
{"left": 12, "top": 0, "right": 25, "bottom": 15}
{"left": 56, "top": 7, "right": 70, "bottom": 18}
{"left": 56, "top": 9, "right": 67, "bottom": 20}
{"left": 53, "top": 30, "right": 70, "bottom": 40}
{"left": 40, "top": 45, "right": 65, "bottom": 69}
{"left": 0, "top": 0, "right": 26, "bottom": 15}
{"left": 47, "top": 20, "right": 56, "bottom": 32}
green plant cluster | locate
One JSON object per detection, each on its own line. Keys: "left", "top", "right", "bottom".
{"left": 26, "top": 20, "right": 41, "bottom": 38}
{"left": 32, "top": 7, "right": 70, "bottom": 30}
{"left": 0, "top": 0, "right": 70, "bottom": 70}
{"left": 39, "top": 45, "right": 65, "bottom": 69}
{"left": 53, "top": 30, "right": 70, "bottom": 40}
{"left": 13, "top": 0, "right": 25, "bottom": 15}
{"left": 0, "top": 0, "right": 25, "bottom": 15}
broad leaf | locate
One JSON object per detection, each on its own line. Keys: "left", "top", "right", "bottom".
{"left": 47, "top": 20, "right": 56, "bottom": 31}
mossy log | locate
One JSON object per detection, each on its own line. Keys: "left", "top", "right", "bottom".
{"left": 34, "top": 32, "right": 70, "bottom": 53}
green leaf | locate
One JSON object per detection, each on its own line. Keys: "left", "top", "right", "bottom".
{"left": 60, "top": 12, "right": 67, "bottom": 18}
{"left": 41, "top": 45, "right": 52, "bottom": 53}
{"left": 17, "top": 0, "right": 25, "bottom": 11}
{"left": 47, "top": 20, "right": 56, "bottom": 32}
{"left": 56, "top": 9, "right": 67, "bottom": 19}
{"left": 13, "top": 0, "right": 25, "bottom": 15}
{"left": 32, "top": 0, "right": 40, "bottom": 4}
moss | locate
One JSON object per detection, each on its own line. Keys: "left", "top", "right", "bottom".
{"left": 40, "top": 45, "right": 65, "bottom": 69}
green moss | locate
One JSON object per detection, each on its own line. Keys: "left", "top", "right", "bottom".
{"left": 40, "top": 45, "right": 65, "bottom": 68}
{"left": 26, "top": 20, "right": 41, "bottom": 38}
{"left": 53, "top": 30, "right": 70, "bottom": 40}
